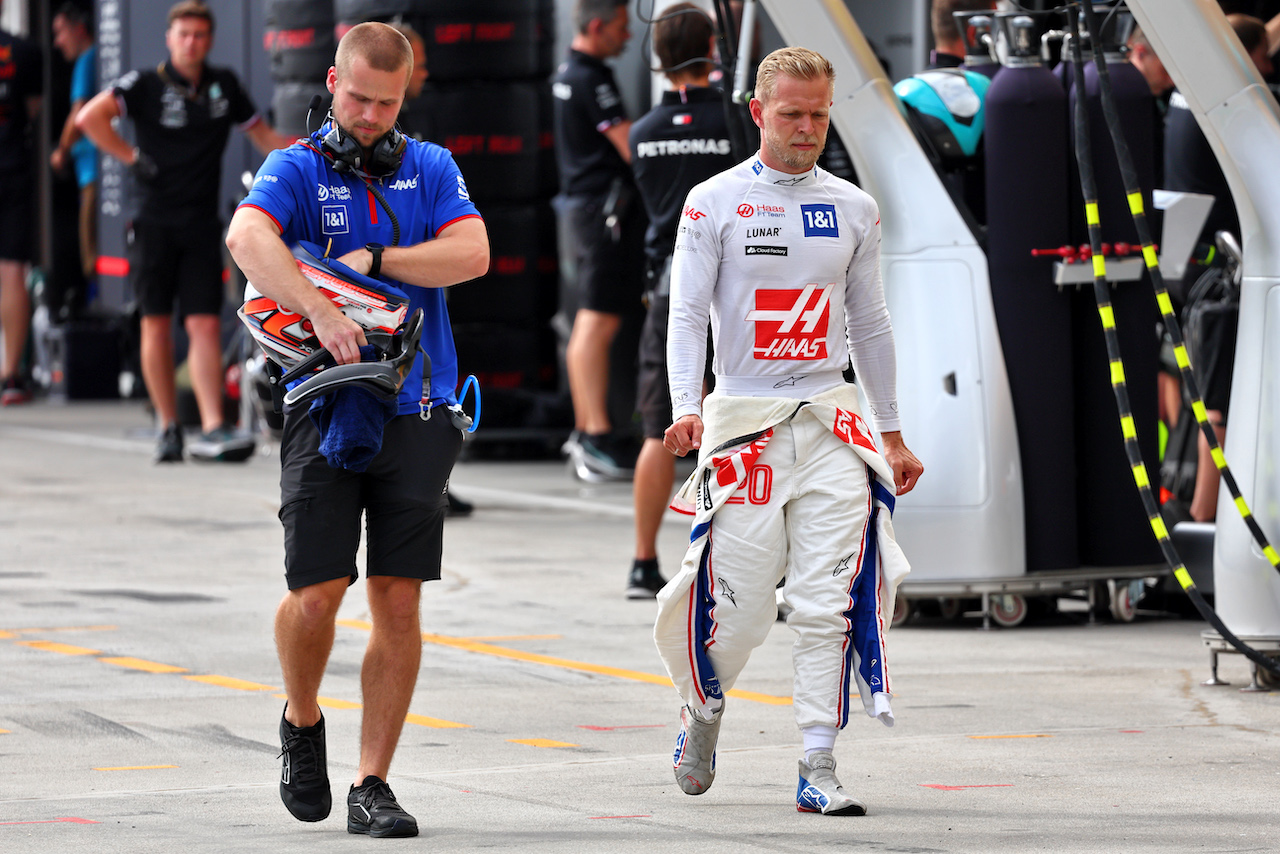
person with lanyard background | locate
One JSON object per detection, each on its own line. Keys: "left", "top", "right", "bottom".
{"left": 225, "top": 21, "right": 489, "bottom": 839}
{"left": 655, "top": 46, "right": 923, "bottom": 816}
{"left": 552, "top": 0, "right": 647, "bottom": 482}
{"left": 77, "top": 0, "right": 291, "bottom": 462}
{"left": 0, "top": 0, "right": 41, "bottom": 406}
{"left": 624, "top": 2, "right": 734, "bottom": 599}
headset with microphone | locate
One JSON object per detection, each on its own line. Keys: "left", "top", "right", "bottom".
{"left": 304, "top": 94, "right": 404, "bottom": 245}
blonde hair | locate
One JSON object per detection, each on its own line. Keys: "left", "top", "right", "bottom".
{"left": 755, "top": 46, "right": 834, "bottom": 104}
{"left": 335, "top": 21, "right": 413, "bottom": 81}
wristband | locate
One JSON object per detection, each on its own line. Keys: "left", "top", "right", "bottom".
{"left": 365, "top": 243, "right": 384, "bottom": 278}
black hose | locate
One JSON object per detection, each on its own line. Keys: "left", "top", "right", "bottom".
{"left": 1069, "top": 2, "right": 1279, "bottom": 677}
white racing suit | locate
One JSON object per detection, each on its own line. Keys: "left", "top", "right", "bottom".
{"left": 654, "top": 384, "right": 909, "bottom": 731}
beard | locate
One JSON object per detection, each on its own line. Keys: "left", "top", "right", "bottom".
{"left": 764, "top": 128, "right": 826, "bottom": 172}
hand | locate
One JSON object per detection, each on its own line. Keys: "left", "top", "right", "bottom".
{"left": 880, "top": 431, "right": 923, "bottom": 496}
{"left": 311, "top": 309, "right": 367, "bottom": 366}
{"left": 130, "top": 148, "right": 159, "bottom": 182}
{"left": 335, "top": 245, "right": 375, "bottom": 277}
{"left": 663, "top": 414, "right": 704, "bottom": 457}
{"left": 50, "top": 147, "right": 68, "bottom": 174}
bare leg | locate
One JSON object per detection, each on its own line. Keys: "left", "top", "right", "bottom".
{"left": 0, "top": 259, "right": 29, "bottom": 378}
{"left": 184, "top": 313, "right": 224, "bottom": 433}
{"left": 140, "top": 315, "right": 178, "bottom": 427}
{"left": 633, "top": 437, "right": 675, "bottom": 560}
{"left": 565, "top": 308, "right": 620, "bottom": 435}
{"left": 356, "top": 575, "right": 423, "bottom": 783}
{"left": 276, "top": 576, "right": 349, "bottom": 728}
{"left": 1189, "top": 413, "right": 1226, "bottom": 522}
{"left": 79, "top": 184, "right": 98, "bottom": 281}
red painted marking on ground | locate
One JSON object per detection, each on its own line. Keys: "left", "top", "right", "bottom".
{"left": 576, "top": 724, "right": 667, "bottom": 731}
{"left": 589, "top": 815, "right": 652, "bottom": 820}
{"left": 0, "top": 817, "right": 100, "bottom": 825}
{"left": 919, "top": 784, "right": 1014, "bottom": 791}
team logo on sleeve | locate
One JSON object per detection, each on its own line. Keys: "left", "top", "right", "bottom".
{"left": 744, "top": 284, "right": 832, "bottom": 360}
{"left": 456, "top": 175, "right": 471, "bottom": 201}
{"left": 801, "top": 204, "right": 839, "bottom": 237}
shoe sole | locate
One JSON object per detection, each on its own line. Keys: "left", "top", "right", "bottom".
{"left": 797, "top": 802, "right": 867, "bottom": 816}
{"left": 566, "top": 447, "right": 633, "bottom": 482}
{"left": 626, "top": 586, "right": 659, "bottom": 599}
{"left": 348, "top": 819, "right": 419, "bottom": 838}
{"left": 188, "top": 442, "right": 255, "bottom": 463}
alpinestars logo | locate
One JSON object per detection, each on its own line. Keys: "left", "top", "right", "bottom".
{"left": 745, "top": 284, "right": 832, "bottom": 360}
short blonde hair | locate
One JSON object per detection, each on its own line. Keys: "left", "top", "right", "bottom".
{"left": 335, "top": 21, "right": 413, "bottom": 81}
{"left": 755, "top": 47, "right": 834, "bottom": 104}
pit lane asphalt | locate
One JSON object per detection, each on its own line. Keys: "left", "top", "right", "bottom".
{"left": 1, "top": 400, "right": 1276, "bottom": 853}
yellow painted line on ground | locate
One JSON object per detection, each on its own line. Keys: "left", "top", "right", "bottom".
{"left": 17, "top": 640, "right": 101, "bottom": 656}
{"left": 270, "top": 693, "right": 468, "bottom": 727}
{"left": 317, "top": 696, "right": 362, "bottom": 710}
{"left": 968, "top": 734, "right": 1054, "bottom": 740}
{"left": 337, "top": 619, "right": 793, "bottom": 706}
{"left": 99, "top": 657, "right": 188, "bottom": 674}
{"left": 508, "top": 739, "right": 578, "bottom": 748}
{"left": 183, "top": 674, "right": 278, "bottom": 692}
{"left": 0, "top": 728, "right": 10, "bottom": 734}
{"left": 10, "top": 625, "right": 118, "bottom": 634}
{"left": 0, "top": 630, "right": 14, "bottom": 639}
{"left": 93, "top": 765, "right": 179, "bottom": 771}
{"left": 405, "top": 713, "right": 470, "bottom": 729}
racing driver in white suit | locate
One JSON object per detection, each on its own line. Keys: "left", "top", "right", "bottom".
{"left": 656, "top": 46, "right": 924, "bottom": 816}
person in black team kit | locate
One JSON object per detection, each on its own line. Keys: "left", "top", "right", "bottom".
{"left": 0, "top": 2, "right": 41, "bottom": 406}
{"left": 623, "top": 3, "right": 734, "bottom": 598}
{"left": 78, "top": 0, "right": 290, "bottom": 462}
{"left": 552, "top": 0, "right": 647, "bottom": 482}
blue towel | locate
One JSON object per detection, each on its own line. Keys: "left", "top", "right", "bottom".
{"left": 308, "top": 345, "right": 399, "bottom": 472}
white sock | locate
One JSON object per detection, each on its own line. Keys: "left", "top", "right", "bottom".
{"left": 801, "top": 724, "right": 837, "bottom": 762}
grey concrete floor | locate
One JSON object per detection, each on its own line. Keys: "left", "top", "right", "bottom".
{"left": 1, "top": 400, "right": 1277, "bottom": 853}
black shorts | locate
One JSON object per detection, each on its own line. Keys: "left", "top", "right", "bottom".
{"left": 563, "top": 194, "right": 645, "bottom": 315}
{"left": 636, "top": 292, "right": 672, "bottom": 440}
{"left": 278, "top": 408, "right": 463, "bottom": 590}
{"left": 129, "top": 218, "right": 225, "bottom": 318}
{"left": 0, "top": 169, "right": 34, "bottom": 262}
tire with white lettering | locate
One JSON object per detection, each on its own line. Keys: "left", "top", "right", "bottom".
{"left": 264, "top": 0, "right": 336, "bottom": 83}
{"left": 400, "top": 81, "right": 543, "bottom": 203}
{"left": 447, "top": 203, "right": 556, "bottom": 326}
{"left": 271, "top": 82, "right": 332, "bottom": 139}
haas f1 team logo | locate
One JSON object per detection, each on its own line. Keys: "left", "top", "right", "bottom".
{"left": 745, "top": 284, "right": 832, "bottom": 360}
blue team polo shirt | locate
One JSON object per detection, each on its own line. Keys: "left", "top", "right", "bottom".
{"left": 239, "top": 128, "right": 482, "bottom": 414}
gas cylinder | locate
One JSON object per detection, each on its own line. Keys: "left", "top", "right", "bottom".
{"left": 984, "top": 12, "right": 1077, "bottom": 573}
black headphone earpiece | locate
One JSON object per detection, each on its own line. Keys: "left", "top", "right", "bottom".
{"left": 318, "top": 113, "right": 407, "bottom": 178}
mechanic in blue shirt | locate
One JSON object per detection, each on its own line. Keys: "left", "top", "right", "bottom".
{"left": 225, "top": 22, "right": 489, "bottom": 839}
{"left": 51, "top": 2, "right": 98, "bottom": 283}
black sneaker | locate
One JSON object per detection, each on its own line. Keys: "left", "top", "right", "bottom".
{"left": 154, "top": 423, "right": 183, "bottom": 463}
{"left": 626, "top": 558, "right": 667, "bottom": 599}
{"left": 188, "top": 424, "right": 255, "bottom": 463}
{"left": 567, "top": 432, "right": 636, "bottom": 482}
{"left": 1, "top": 375, "right": 31, "bottom": 406}
{"left": 347, "top": 775, "right": 419, "bottom": 838}
{"left": 279, "top": 707, "right": 331, "bottom": 822}
{"left": 446, "top": 490, "right": 473, "bottom": 517}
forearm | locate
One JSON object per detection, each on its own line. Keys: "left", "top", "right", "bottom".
{"left": 376, "top": 219, "right": 490, "bottom": 289}
{"left": 75, "top": 92, "right": 134, "bottom": 165}
{"left": 227, "top": 210, "right": 340, "bottom": 322}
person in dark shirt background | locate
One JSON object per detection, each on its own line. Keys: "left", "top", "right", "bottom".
{"left": 552, "top": 0, "right": 647, "bottom": 482}
{"left": 624, "top": 2, "right": 733, "bottom": 598}
{"left": 77, "top": 0, "right": 290, "bottom": 462}
{"left": 0, "top": 0, "right": 42, "bottom": 406}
